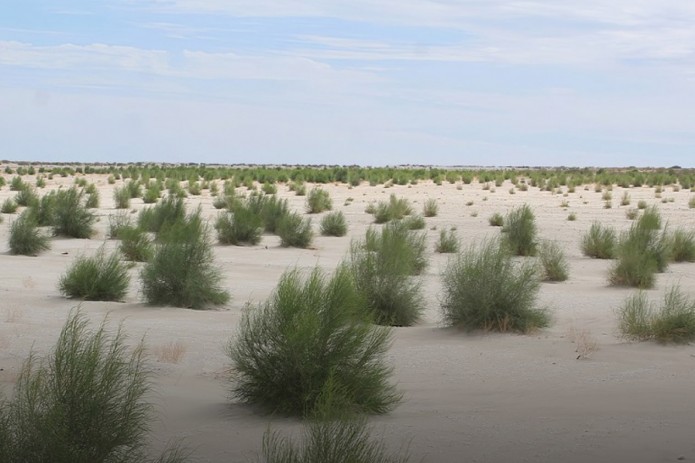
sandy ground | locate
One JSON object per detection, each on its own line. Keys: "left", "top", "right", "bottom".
{"left": 1, "top": 172, "right": 695, "bottom": 462}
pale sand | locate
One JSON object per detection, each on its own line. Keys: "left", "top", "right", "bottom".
{"left": 1, "top": 173, "right": 695, "bottom": 462}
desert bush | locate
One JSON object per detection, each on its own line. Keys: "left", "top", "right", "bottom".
{"left": 320, "top": 211, "right": 348, "bottom": 237}
{"left": 141, "top": 212, "right": 230, "bottom": 309}
{"left": 257, "top": 195, "right": 289, "bottom": 233}
{"left": 349, "top": 223, "right": 425, "bottom": 326}
{"left": 306, "top": 188, "right": 332, "bottom": 214}
{"left": 435, "top": 229, "right": 459, "bottom": 253}
{"left": 502, "top": 204, "right": 537, "bottom": 256}
{"left": 52, "top": 187, "right": 95, "bottom": 238}
{"left": 278, "top": 212, "right": 313, "bottom": 248}
{"left": 59, "top": 247, "right": 130, "bottom": 301}
{"left": 567, "top": 212, "right": 577, "bottom": 221}
{"left": 9, "top": 176, "right": 24, "bottom": 191}
{"left": 188, "top": 182, "right": 201, "bottom": 196}
{"left": 618, "top": 286, "right": 695, "bottom": 344}
{"left": 625, "top": 208, "right": 639, "bottom": 220}
{"left": 637, "top": 200, "right": 648, "bottom": 210}
{"left": 1, "top": 198, "right": 17, "bottom": 214}
{"left": 373, "top": 195, "right": 412, "bottom": 224}
{"left": 8, "top": 211, "right": 50, "bottom": 256}
{"left": 620, "top": 191, "right": 631, "bottom": 206}
{"left": 538, "top": 240, "right": 569, "bottom": 282}
{"left": 126, "top": 179, "right": 142, "bottom": 198}
{"left": 668, "top": 228, "right": 695, "bottom": 262}
{"left": 85, "top": 190, "right": 100, "bottom": 209}
{"left": 0, "top": 311, "right": 186, "bottom": 463}
{"left": 108, "top": 210, "right": 133, "bottom": 239}
{"left": 143, "top": 186, "right": 160, "bottom": 204}
{"left": 423, "top": 198, "right": 438, "bottom": 217}
{"left": 261, "top": 182, "right": 277, "bottom": 195}
{"left": 228, "top": 267, "right": 400, "bottom": 417}
{"left": 402, "top": 214, "right": 425, "bottom": 230}
{"left": 138, "top": 195, "right": 186, "bottom": 235}
{"left": 32, "top": 192, "right": 56, "bottom": 226}
{"left": 119, "top": 226, "right": 154, "bottom": 262}
{"left": 113, "top": 185, "right": 131, "bottom": 209}
{"left": 14, "top": 187, "right": 38, "bottom": 207}
{"left": 440, "top": 238, "right": 547, "bottom": 333}
{"left": 689, "top": 197, "right": 695, "bottom": 209}
{"left": 215, "top": 206, "right": 262, "bottom": 245}
{"left": 580, "top": 222, "right": 616, "bottom": 259}
{"left": 488, "top": 212, "right": 504, "bottom": 227}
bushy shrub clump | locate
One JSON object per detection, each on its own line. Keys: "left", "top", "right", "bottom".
{"left": 422, "top": 198, "right": 438, "bottom": 217}
{"left": 1, "top": 198, "right": 18, "bottom": 214}
{"left": 8, "top": 210, "right": 50, "bottom": 256}
{"left": 306, "top": 188, "right": 333, "bottom": 214}
{"left": 228, "top": 267, "right": 400, "bottom": 417}
{"left": 215, "top": 205, "right": 262, "bottom": 246}
{"left": 119, "top": 226, "right": 154, "bottom": 262}
{"left": 581, "top": 222, "right": 616, "bottom": 259}
{"left": 538, "top": 240, "right": 569, "bottom": 282}
{"left": 108, "top": 210, "right": 133, "bottom": 239}
{"left": 247, "top": 193, "right": 289, "bottom": 233}
{"left": 403, "top": 214, "right": 425, "bottom": 230}
{"left": 113, "top": 185, "right": 131, "bottom": 209}
{"left": 14, "top": 186, "right": 38, "bottom": 207}
{"left": 138, "top": 195, "right": 186, "bottom": 235}
{"left": 501, "top": 204, "right": 537, "bottom": 256}
{"left": 618, "top": 286, "right": 695, "bottom": 344}
{"left": 668, "top": 228, "right": 695, "bottom": 263}
{"left": 52, "top": 187, "right": 95, "bottom": 238}
{"left": 435, "top": 229, "right": 459, "bottom": 253}
{"left": 320, "top": 211, "right": 348, "bottom": 237}
{"left": 440, "top": 238, "right": 548, "bottom": 333}
{"left": 278, "top": 212, "right": 313, "bottom": 248}
{"left": 373, "top": 194, "right": 412, "bottom": 224}
{"left": 141, "top": 211, "right": 230, "bottom": 309}
{"left": 58, "top": 247, "right": 130, "bottom": 301}
{"left": 0, "top": 311, "right": 186, "bottom": 463}
{"left": 488, "top": 213, "right": 504, "bottom": 227}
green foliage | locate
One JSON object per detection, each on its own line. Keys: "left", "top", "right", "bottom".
{"left": 422, "top": 198, "right": 438, "bottom": 217}
{"left": 228, "top": 267, "right": 400, "bottom": 417}
{"left": 502, "top": 204, "right": 537, "bottom": 256}
{"left": 637, "top": 200, "right": 648, "bottom": 210}
{"left": 488, "top": 213, "right": 504, "bottom": 227}
{"left": 435, "top": 229, "right": 459, "bottom": 254}
{"left": 141, "top": 212, "right": 230, "bottom": 309}
{"left": 14, "top": 187, "right": 38, "bottom": 207}
{"left": 119, "top": 227, "right": 154, "bottom": 262}
{"left": 689, "top": 197, "right": 695, "bottom": 209}
{"left": 9, "top": 176, "right": 25, "bottom": 191}
{"left": 538, "top": 240, "right": 569, "bottom": 282}
{"left": 215, "top": 206, "right": 262, "bottom": 245}
{"left": 402, "top": 214, "right": 425, "bottom": 230}
{"left": 306, "top": 188, "right": 333, "bottom": 214}
{"left": 138, "top": 196, "right": 186, "bottom": 235}
{"left": 58, "top": 248, "right": 130, "bottom": 301}
{"left": 108, "top": 210, "right": 133, "bottom": 239}
{"left": 261, "top": 182, "right": 277, "bottom": 195}
{"left": 85, "top": 190, "right": 99, "bottom": 209}
{"left": 581, "top": 222, "right": 616, "bottom": 259}
{"left": 620, "top": 191, "right": 631, "bottom": 206}
{"left": 278, "top": 212, "right": 313, "bottom": 248}
{"left": 668, "top": 228, "right": 695, "bottom": 262}
{"left": 8, "top": 211, "right": 50, "bottom": 256}
{"left": 246, "top": 193, "right": 289, "bottom": 233}
{"left": 52, "top": 188, "right": 95, "bottom": 238}
{"left": 0, "top": 311, "right": 186, "bottom": 463}
{"left": 320, "top": 211, "right": 348, "bottom": 237}
{"left": 567, "top": 212, "right": 577, "bottom": 221}
{"left": 373, "top": 195, "right": 412, "bottom": 224}
{"left": 1, "top": 198, "right": 18, "bottom": 214}
{"left": 440, "top": 238, "right": 547, "bottom": 333}
{"left": 618, "top": 286, "right": 695, "bottom": 344}
{"left": 349, "top": 222, "right": 425, "bottom": 326}
{"left": 114, "top": 185, "right": 131, "bottom": 209}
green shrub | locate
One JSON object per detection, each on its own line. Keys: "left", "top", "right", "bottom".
{"left": 188, "top": 182, "right": 201, "bottom": 196}
{"left": 32, "top": 192, "right": 56, "bottom": 226}
{"left": 423, "top": 198, "right": 438, "bottom": 217}
{"left": 141, "top": 212, "right": 230, "bottom": 309}
{"left": 58, "top": 248, "right": 130, "bottom": 301}
{"left": 85, "top": 190, "right": 99, "bottom": 209}
{"left": 373, "top": 195, "right": 412, "bottom": 224}
{"left": 0, "top": 311, "right": 186, "bottom": 463}
{"left": 261, "top": 182, "right": 277, "bottom": 195}
{"left": 138, "top": 195, "right": 186, "bottom": 235}
{"left": 126, "top": 179, "right": 142, "bottom": 198}
{"left": 618, "top": 286, "right": 695, "bottom": 344}
{"left": 402, "top": 214, "right": 425, "bottom": 230}
{"left": 1, "top": 198, "right": 17, "bottom": 214}
{"left": 215, "top": 206, "right": 262, "bottom": 245}
{"left": 567, "top": 212, "right": 577, "bottom": 221}
{"left": 488, "top": 213, "right": 504, "bottom": 227}
{"left": 143, "top": 186, "right": 160, "bottom": 204}
{"left": 278, "top": 212, "right": 313, "bottom": 248}
{"left": 538, "top": 240, "right": 569, "bottom": 282}
{"left": 637, "top": 199, "right": 648, "bottom": 209}
{"left": 625, "top": 208, "right": 639, "bottom": 220}
{"left": 502, "top": 204, "right": 537, "bottom": 256}
{"left": 228, "top": 267, "right": 400, "bottom": 417}
{"left": 9, "top": 176, "right": 24, "bottom": 191}
{"left": 580, "top": 222, "right": 616, "bottom": 259}
{"left": 668, "top": 228, "right": 695, "bottom": 262}
{"left": 620, "top": 191, "right": 631, "bottom": 206}
{"left": 14, "top": 187, "right": 38, "bottom": 207}
{"left": 689, "top": 197, "right": 695, "bottom": 209}
{"left": 35, "top": 176, "right": 46, "bottom": 188}
{"left": 306, "top": 188, "right": 332, "bottom": 213}
{"left": 52, "top": 187, "right": 95, "bottom": 238}
{"left": 435, "top": 229, "right": 459, "bottom": 253}
{"left": 349, "top": 223, "right": 425, "bottom": 326}
{"left": 320, "top": 211, "right": 348, "bottom": 237}
{"left": 113, "top": 185, "right": 131, "bottom": 209}
{"left": 256, "top": 194, "right": 289, "bottom": 233}
{"left": 8, "top": 211, "right": 50, "bottom": 256}
{"left": 440, "top": 238, "right": 547, "bottom": 333}
{"left": 108, "top": 210, "right": 133, "bottom": 239}
{"left": 119, "top": 227, "right": 154, "bottom": 262}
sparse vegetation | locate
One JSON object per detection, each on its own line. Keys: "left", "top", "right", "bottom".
{"left": 1, "top": 198, "right": 18, "bottom": 214}
{"left": 538, "top": 240, "right": 569, "bottom": 282}
{"left": 306, "top": 188, "right": 333, "bottom": 214}
{"left": 501, "top": 204, "right": 537, "bottom": 256}
{"left": 668, "top": 228, "right": 695, "bottom": 262}
{"left": 488, "top": 213, "right": 504, "bottom": 227}
{"left": 320, "top": 211, "right": 348, "bottom": 237}
{"left": 435, "top": 229, "right": 459, "bottom": 253}
{"left": 52, "top": 187, "right": 95, "bottom": 238}
{"left": 423, "top": 198, "right": 438, "bottom": 217}
{"left": 113, "top": 185, "right": 131, "bottom": 209}
{"left": 8, "top": 211, "right": 50, "bottom": 256}
{"left": 373, "top": 194, "right": 412, "bottom": 224}
{"left": 581, "top": 222, "right": 616, "bottom": 259}
{"left": 278, "top": 212, "right": 313, "bottom": 248}
{"left": 119, "top": 226, "right": 154, "bottom": 262}
{"left": 215, "top": 206, "right": 263, "bottom": 245}
{"left": 58, "top": 247, "right": 130, "bottom": 301}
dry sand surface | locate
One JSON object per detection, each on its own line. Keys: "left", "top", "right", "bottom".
{"left": 1, "top": 172, "right": 695, "bottom": 462}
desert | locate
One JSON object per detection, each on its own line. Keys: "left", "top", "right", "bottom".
{"left": 0, "top": 164, "right": 694, "bottom": 462}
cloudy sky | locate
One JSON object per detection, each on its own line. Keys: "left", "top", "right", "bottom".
{"left": 1, "top": 1, "right": 694, "bottom": 167}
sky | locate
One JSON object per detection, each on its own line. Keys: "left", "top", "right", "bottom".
{"left": 1, "top": 1, "right": 694, "bottom": 167}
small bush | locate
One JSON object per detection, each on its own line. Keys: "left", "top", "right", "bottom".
{"left": 567, "top": 212, "right": 577, "bottom": 221}
{"left": 423, "top": 198, "right": 438, "bottom": 217}
{"left": 320, "top": 211, "right": 348, "bottom": 237}
{"left": 138, "top": 195, "right": 186, "bottom": 235}
{"left": 668, "top": 228, "right": 695, "bottom": 262}
{"left": 261, "top": 182, "right": 277, "bottom": 195}
{"left": 228, "top": 267, "right": 400, "bottom": 416}
{"left": 143, "top": 186, "right": 160, "bottom": 204}
{"left": 440, "top": 238, "right": 547, "bottom": 333}
{"left": 637, "top": 200, "right": 648, "bottom": 210}
{"left": 403, "top": 214, "right": 425, "bottom": 230}
{"left": 32, "top": 192, "right": 56, "bottom": 226}
{"left": 58, "top": 248, "right": 130, "bottom": 301}
{"left": 278, "top": 212, "right": 313, "bottom": 248}
{"left": 14, "top": 187, "right": 38, "bottom": 207}
{"left": 108, "top": 209, "right": 133, "bottom": 239}
{"left": 52, "top": 187, "right": 95, "bottom": 238}
{"left": 372, "top": 195, "right": 412, "bottom": 224}
{"left": 625, "top": 208, "right": 639, "bottom": 220}
{"left": 689, "top": 197, "right": 695, "bottom": 209}
{"left": 620, "top": 191, "right": 631, "bottom": 206}
{"left": 618, "top": 286, "right": 695, "bottom": 344}
{"left": 502, "top": 204, "right": 537, "bottom": 256}
{"left": 141, "top": 212, "right": 230, "bottom": 309}
{"left": 85, "top": 190, "right": 100, "bottom": 209}
{"left": 119, "top": 226, "right": 154, "bottom": 262}
{"left": 113, "top": 185, "right": 131, "bottom": 209}
{"left": 538, "top": 240, "right": 569, "bottom": 282}
{"left": 306, "top": 188, "right": 333, "bottom": 214}
{"left": 435, "top": 229, "right": 459, "bottom": 253}
{"left": 8, "top": 211, "right": 50, "bottom": 256}
{"left": 488, "top": 213, "right": 504, "bottom": 227}
{"left": 1, "top": 198, "right": 17, "bottom": 214}
{"left": 9, "top": 176, "right": 24, "bottom": 191}
{"left": 581, "top": 222, "right": 616, "bottom": 259}
{"left": 215, "top": 206, "right": 262, "bottom": 245}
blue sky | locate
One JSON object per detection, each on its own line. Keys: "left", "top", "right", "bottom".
{"left": 1, "top": 1, "right": 694, "bottom": 166}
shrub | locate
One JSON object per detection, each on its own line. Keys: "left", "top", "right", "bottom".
{"left": 306, "top": 188, "right": 332, "bottom": 214}
{"left": 52, "top": 187, "right": 95, "bottom": 238}
{"left": 538, "top": 240, "right": 569, "bottom": 282}
{"left": 320, "top": 211, "right": 348, "bottom": 237}
{"left": 32, "top": 192, "right": 56, "bottom": 226}
{"left": 423, "top": 198, "right": 438, "bottom": 217}
{"left": 668, "top": 228, "right": 695, "bottom": 262}
{"left": 9, "top": 176, "right": 24, "bottom": 191}
{"left": 14, "top": 187, "right": 38, "bottom": 207}
{"left": 256, "top": 194, "right": 289, "bottom": 233}
{"left": 625, "top": 208, "right": 639, "bottom": 220}
{"left": 502, "top": 204, "right": 537, "bottom": 256}
{"left": 349, "top": 223, "right": 425, "bottom": 326}
{"left": 435, "top": 229, "right": 459, "bottom": 253}
{"left": 1, "top": 198, "right": 17, "bottom": 214}
{"left": 8, "top": 211, "right": 50, "bottom": 256}
{"left": 126, "top": 179, "right": 142, "bottom": 198}
{"left": 581, "top": 222, "right": 616, "bottom": 259}
{"left": 618, "top": 286, "right": 695, "bottom": 344}
{"left": 261, "top": 182, "right": 277, "bottom": 195}
{"left": 138, "top": 195, "right": 186, "bottom": 235}
{"left": 440, "top": 238, "right": 548, "bottom": 333}
{"left": 58, "top": 247, "right": 130, "bottom": 301}
{"left": 373, "top": 195, "right": 412, "bottom": 224}
{"left": 637, "top": 200, "right": 648, "bottom": 210}
{"left": 0, "top": 311, "right": 186, "bottom": 463}
{"left": 689, "top": 197, "right": 695, "bottom": 209}
{"left": 85, "top": 190, "right": 100, "bottom": 209}
{"left": 567, "top": 212, "right": 577, "bottom": 221}
{"left": 141, "top": 212, "right": 230, "bottom": 309}
{"left": 108, "top": 209, "right": 133, "bottom": 239}
{"left": 488, "top": 213, "right": 504, "bottom": 227}
{"left": 227, "top": 267, "right": 400, "bottom": 417}
{"left": 119, "top": 227, "right": 154, "bottom": 262}
{"left": 143, "top": 186, "right": 160, "bottom": 204}
{"left": 620, "top": 191, "right": 631, "bottom": 206}
{"left": 278, "top": 212, "right": 313, "bottom": 248}
{"left": 215, "top": 206, "right": 262, "bottom": 245}
{"left": 402, "top": 214, "right": 425, "bottom": 230}
{"left": 113, "top": 185, "right": 131, "bottom": 209}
